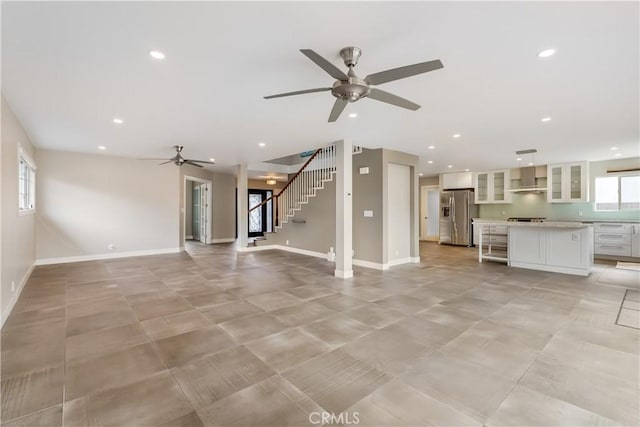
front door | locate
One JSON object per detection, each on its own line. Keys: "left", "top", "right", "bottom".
{"left": 248, "top": 189, "right": 270, "bottom": 237}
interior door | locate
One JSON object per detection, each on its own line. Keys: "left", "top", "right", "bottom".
{"left": 426, "top": 190, "right": 440, "bottom": 241}
{"left": 199, "top": 184, "right": 208, "bottom": 243}
{"left": 192, "top": 185, "right": 201, "bottom": 241}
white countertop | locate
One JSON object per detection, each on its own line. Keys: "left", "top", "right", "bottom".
{"left": 472, "top": 219, "right": 591, "bottom": 229}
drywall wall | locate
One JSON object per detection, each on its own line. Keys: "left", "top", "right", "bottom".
{"left": 1, "top": 96, "right": 37, "bottom": 324}
{"left": 479, "top": 157, "right": 640, "bottom": 221}
{"left": 387, "top": 163, "right": 411, "bottom": 263}
{"left": 419, "top": 175, "right": 439, "bottom": 187}
{"left": 353, "top": 149, "right": 384, "bottom": 264}
{"left": 36, "top": 150, "right": 181, "bottom": 261}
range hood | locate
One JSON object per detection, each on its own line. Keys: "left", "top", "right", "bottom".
{"left": 509, "top": 166, "right": 548, "bottom": 193}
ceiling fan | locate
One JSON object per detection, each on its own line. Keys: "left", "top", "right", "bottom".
{"left": 138, "top": 145, "right": 215, "bottom": 168}
{"left": 264, "top": 47, "right": 443, "bottom": 122}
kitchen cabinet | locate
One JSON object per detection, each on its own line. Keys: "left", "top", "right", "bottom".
{"left": 474, "top": 169, "right": 511, "bottom": 204}
{"left": 547, "top": 162, "right": 588, "bottom": 203}
{"left": 442, "top": 172, "right": 473, "bottom": 190}
{"left": 594, "top": 222, "right": 640, "bottom": 259}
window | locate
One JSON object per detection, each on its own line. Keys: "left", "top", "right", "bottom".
{"left": 594, "top": 174, "right": 640, "bottom": 211}
{"left": 18, "top": 155, "right": 36, "bottom": 213}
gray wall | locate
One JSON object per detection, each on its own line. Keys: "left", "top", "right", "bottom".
{"left": 36, "top": 150, "right": 181, "bottom": 260}
{"left": 353, "top": 149, "right": 384, "bottom": 263}
{"left": 1, "top": 96, "right": 37, "bottom": 324}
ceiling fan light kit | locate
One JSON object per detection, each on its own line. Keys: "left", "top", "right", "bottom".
{"left": 137, "top": 145, "right": 216, "bottom": 167}
{"left": 264, "top": 46, "right": 444, "bottom": 122}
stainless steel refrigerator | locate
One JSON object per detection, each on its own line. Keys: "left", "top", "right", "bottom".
{"left": 439, "top": 189, "right": 478, "bottom": 246}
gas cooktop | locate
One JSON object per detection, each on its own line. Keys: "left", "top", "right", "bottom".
{"left": 507, "top": 217, "right": 546, "bottom": 222}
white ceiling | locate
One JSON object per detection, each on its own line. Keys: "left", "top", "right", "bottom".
{"left": 2, "top": 2, "right": 638, "bottom": 176}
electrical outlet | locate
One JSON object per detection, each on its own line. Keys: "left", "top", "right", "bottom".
{"left": 108, "top": 244, "right": 115, "bottom": 250}
{"left": 285, "top": 240, "right": 289, "bottom": 245}
{"left": 11, "top": 281, "right": 15, "bottom": 292}
{"left": 578, "top": 211, "right": 583, "bottom": 217}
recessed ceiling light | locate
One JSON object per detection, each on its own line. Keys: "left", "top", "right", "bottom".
{"left": 428, "top": 145, "right": 435, "bottom": 150}
{"left": 614, "top": 153, "right": 621, "bottom": 157}
{"left": 611, "top": 147, "right": 618, "bottom": 151}
{"left": 258, "top": 142, "right": 266, "bottom": 147}
{"left": 453, "top": 134, "right": 461, "bottom": 139}
{"left": 348, "top": 113, "right": 358, "bottom": 118}
{"left": 209, "top": 158, "right": 215, "bottom": 162}
{"left": 149, "top": 50, "right": 166, "bottom": 60}
{"left": 427, "top": 160, "right": 433, "bottom": 164}
{"left": 448, "top": 165, "right": 453, "bottom": 168}
{"left": 419, "top": 173, "right": 423, "bottom": 176}
{"left": 541, "top": 117, "right": 551, "bottom": 122}
{"left": 516, "top": 157, "right": 522, "bottom": 161}
{"left": 538, "top": 48, "right": 556, "bottom": 58}
{"left": 98, "top": 146, "right": 106, "bottom": 150}
{"left": 113, "top": 118, "right": 123, "bottom": 124}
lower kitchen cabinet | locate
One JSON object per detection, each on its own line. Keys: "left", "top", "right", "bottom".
{"left": 593, "top": 222, "right": 640, "bottom": 259}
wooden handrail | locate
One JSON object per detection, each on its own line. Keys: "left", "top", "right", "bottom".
{"left": 248, "top": 148, "right": 323, "bottom": 213}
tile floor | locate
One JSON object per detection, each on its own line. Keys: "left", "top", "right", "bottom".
{"left": 1, "top": 242, "right": 639, "bottom": 426}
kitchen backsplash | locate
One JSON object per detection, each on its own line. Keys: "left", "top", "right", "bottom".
{"left": 479, "top": 191, "right": 640, "bottom": 221}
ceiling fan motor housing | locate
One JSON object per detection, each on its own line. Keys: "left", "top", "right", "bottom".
{"left": 340, "top": 46, "right": 362, "bottom": 67}
{"left": 331, "top": 77, "right": 370, "bottom": 102}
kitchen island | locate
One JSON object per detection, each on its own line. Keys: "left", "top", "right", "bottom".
{"left": 473, "top": 219, "right": 594, "bottom": 276}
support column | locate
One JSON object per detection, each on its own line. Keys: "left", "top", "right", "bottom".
{"left": 236, "top": 163, "right": 248, "bottom": 251}
{"left": 335, "top": 140, "right": 353, "bottom": 278}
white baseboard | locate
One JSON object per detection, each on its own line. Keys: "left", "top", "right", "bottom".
{"left": 185, "top": 235, "right": 193, "bottom": 240}
{"left": 241, "top": 244, "right": 328, "bottom": 260}
{"left": 334, "top": 269, "right": 354, "bottom": 279}
{"left": 410, "top": 257, "right": 421, "bottom": 263}
{"left": 387, "top": 257, "right": 413, "bottom": 267}
{"left": 2, "top": 263, "right": 35, "bottom": 328}
{"left": 211, "top": 238, "right": 235, "bottom": 244}
{"left": 35, "top": 247, "right": 183, "bottom": 266}
{"left": 352, "top": 259, "right": 387, "bottom": 270}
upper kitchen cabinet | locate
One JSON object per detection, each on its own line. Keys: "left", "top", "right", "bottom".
{"left": 547, "top": 162, "right": 589, "bottom": 203}
{"left": 474, "top": 169, "right": 512, "bottom": 204}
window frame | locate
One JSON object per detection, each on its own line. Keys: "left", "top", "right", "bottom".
{"left": 594, "top": 173, "right": 640, "bottom": 212}
{"left": 17, "top": 147, "right": 36, "bottom": 216}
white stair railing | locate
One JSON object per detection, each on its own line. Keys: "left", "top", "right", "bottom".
{"left": 250, "top": 144, "right": 336, "bottom": 231}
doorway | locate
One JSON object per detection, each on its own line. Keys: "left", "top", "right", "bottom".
{"left": 420, "top": 185, "right": 440, "bottom": 241}
{"left": 183, "top": 176, "right": 213, "bottom": 245}
{"left": 248, "top": 189, "right": 272, "bottom": 237}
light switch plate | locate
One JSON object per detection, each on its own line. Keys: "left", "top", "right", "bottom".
{"left": 364, "top": 210, "right": 373, "bottom": 217}
{"left": 359, "top": 167, "right": 369, "bottom": 175}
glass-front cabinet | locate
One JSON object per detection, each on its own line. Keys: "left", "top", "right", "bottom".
{"left": 547, "top": 162, "right": 588, "bottom": 203}
{"left": 475, "top": 169, "right": 511, "bottom": 204}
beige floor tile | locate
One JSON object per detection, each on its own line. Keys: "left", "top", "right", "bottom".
{"left": 348, "top": 379, "right": 481, "bottom": 427}
{"left": 245, "top": 328, "right": 332, "bottom": 372}
{"left": 520, "top": 355, "right": 640, "bottom": 426}
{"left": 131, "top": 294, "right": 193, "bottom": 321}
{"left": 64, "top": 343, "right": 166, "bottom": 401}
{"left": 196, "top": 375, "right": 322, "bottom": 427}
{"left": 65, "top": 308, "right": 139, "bottom": 338}
{"left": 65, "top": 323, "right": 149, "bottom": 364}
{"left": 466, "top": 318, "right": 553, "bottom": 351}
{"left": 1, "top": 404, "right": 62, "bottom": 427}
{"left": 440, "top": 295, "right": 503, "bottom": 317}
{"left": 555, "top": 319, "right": 640, "bottom": 355}
{"left": 246, "top": 291, "right": 303, "bottom": 311}
{"left": 185, "top": 291, "right": 237, "bottom": 308}
{"left": 312, "top": 294, "right": 367, "bottom": 311}
{"left": 141, "top": 310, "right": 211, "bottom": 341}
{"left": 399, "top": 351, "right": 516, "bottom": 422}
{"left": 283, "top": 349, "right": 391, "bottom": 414}
{"left": 153, "top": 326, "right": 236, "bottom": 368}
{"left": 270, "top": 302, "right": 337, "bottom": 327}
{"left": 198, "top": 300, "right": 264, "bottom": 323}
{"left": 285, "top": 284, "right": 335, "bottom": 300}
{"left": 341, "top": 329, "right": 429, "bottom": 376}
{"left": 158, "top": 411, "right": 205, "bottom": 427}
{"left": 340, "top": 285, "right": 395, "bottom": 302}
{"left": 487, "top": 385, "right": 619, "bottom": 426}
{"left": 63, "top": 371, "right": 193, "bottom": 427}
{"left": 380, "top": 316, "right": 462, "bottom": 350}
{"left": 374, "top": 294, "right": 435, "bottom": 314}
{"left": 219, "top": 312, "right": 288, "bottom": 342}
{"left": 344, "top": 303, "right": 406, "bottom": 328}
{"left": 2, "top": 307, "right": 65, "bottom": 331}
{"left": 171, "top": 345, "right": 275, "bottom": 409}
{"left": 1, "top": 364, "right": 64, "bottom": 422}
{"left": 415, "top": 303, "right": 482, "bottom": 330}
{"left": 1, "top": 339, "right": 65, "bottom": 380}
{"left": 301, "top": 314, "right": 374, "bottom": 347}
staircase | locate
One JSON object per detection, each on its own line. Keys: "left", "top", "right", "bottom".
{"left": 249, "top": 144, "right": 337, "bottom": 235}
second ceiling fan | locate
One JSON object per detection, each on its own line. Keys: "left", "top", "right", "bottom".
{"left": 264, "top": 47, "right": 444, "bottom": 122}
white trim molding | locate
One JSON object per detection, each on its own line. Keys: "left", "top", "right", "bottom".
{"left": 35, "top": 247, "right": 183, "bottom": 266}
{"left": 387, "top": 257, "right": 413, "bottom": 267}
{"left": 1, "top": 263, "right": 35, "bottom": 328}
{"left": 352, "top": 259, "right": 387, "bottom": 270}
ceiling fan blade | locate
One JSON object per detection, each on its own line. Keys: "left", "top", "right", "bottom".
{"left": 365, "top": 59, "right": 443, "bottom": 86}
{"left": 264, "top": 87, "right": 331, "bottom": 99}
{"left": 367, "top": 88, "right": 421, "bottom": 110}
{"left": 159, "top": 160, "right": 172, "bottom": 165}
{"left": 328, "top": 98, "right": 348, "bottom": 122}
{"left": 137, "top": 158, "right": 171, "bottom": 161}
{"left": 183, "top": 160, "right": 204, "bottom": 168}
{"left": 300, "top": 49, "right": 348, "bottom": 81}
{"left": 185, "top": 159, "right": 216, "bottom": 165}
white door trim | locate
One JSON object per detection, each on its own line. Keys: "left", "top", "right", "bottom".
{"left": 183, "top": 175, "right": 213, "bottom": 245}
